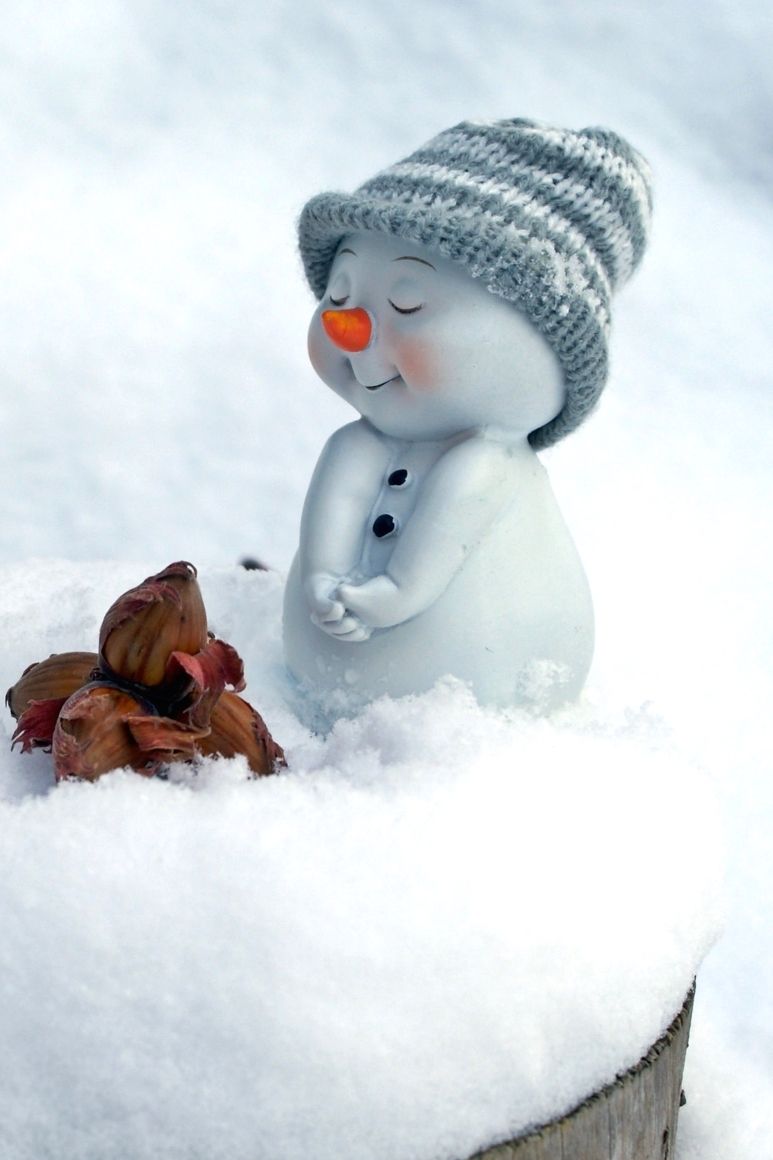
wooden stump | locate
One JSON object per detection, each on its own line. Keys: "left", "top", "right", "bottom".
{"left": 469, "top": 986, "right": 694, "bottom": 1160}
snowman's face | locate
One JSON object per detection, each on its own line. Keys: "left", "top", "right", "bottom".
{"left": 307, "top": 232, "right": 565, "bottom": 442}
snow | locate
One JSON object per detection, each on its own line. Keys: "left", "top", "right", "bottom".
{"left": 0, "top": 563, "right": 724, "bottom": 1160}
{"left": 1, "top": 1, "right": 771, "bottom": 1157}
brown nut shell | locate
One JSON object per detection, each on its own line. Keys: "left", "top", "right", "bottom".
{"left": 52, "top": 683, "right": 160, "bottom": 782}
{"left": 6, "top": 651, "right": 99, "bottom": 720}
{"left": 98, "top": 561, "right": 208, "bottom": 689}
{"left": 196, "top": 691, "right": 285, "bottom": 776}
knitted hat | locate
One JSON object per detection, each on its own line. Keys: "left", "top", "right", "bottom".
{"left": 298, "top": 117, "right": 653, "bottom": 448}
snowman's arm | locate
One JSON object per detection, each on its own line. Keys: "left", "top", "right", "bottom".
{"left": 338, "top": 439, "right": 516, "bottom": 628}
{"left": 300, "top": 420, "right": 391, "bottom": 619}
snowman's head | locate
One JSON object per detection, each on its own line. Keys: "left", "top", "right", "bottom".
{"left": 299, "top": 118, "right": 652, "bottom": 447}
{"left": 308, "top": 231, "right": 564, "bottom": 443}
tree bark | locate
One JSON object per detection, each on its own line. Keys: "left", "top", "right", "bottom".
{"left": 469, "top": 985, "right": 694, "bottom": 1160}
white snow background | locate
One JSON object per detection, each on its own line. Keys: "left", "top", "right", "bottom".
{"left": 1, "top": 1, "right": 771, "bottom": 1158}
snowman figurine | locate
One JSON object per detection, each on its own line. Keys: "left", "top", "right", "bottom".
{"left": 284, "top": 118, "right": 652, "bottom": 717}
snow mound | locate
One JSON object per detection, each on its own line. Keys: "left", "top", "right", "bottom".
{"left": 0, "top": 563, "right": 723, "bottom": 1160}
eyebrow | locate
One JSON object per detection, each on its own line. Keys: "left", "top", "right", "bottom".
{"left": 393, "top": 255, "right": 436, "bottom": 269}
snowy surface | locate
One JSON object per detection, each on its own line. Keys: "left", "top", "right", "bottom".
{"left": 0, "top": 563, "right": 724, "bottom": 1160}
{"left": 1, "top": 1, "right": 771, "bottom": 1157}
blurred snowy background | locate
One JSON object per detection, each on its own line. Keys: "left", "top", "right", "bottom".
{"left": 1, "top": 0, "right": 771, "bottom": 1157}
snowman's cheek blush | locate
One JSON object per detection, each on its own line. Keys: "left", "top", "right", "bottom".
{"left": 394, "top": 338, "right": 438, "bottom": 391}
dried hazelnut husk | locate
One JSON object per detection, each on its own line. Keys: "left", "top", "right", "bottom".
{"left": 6, "top": 651, "right": 99, "bottom": 720}
{"left": 165, "top": 638, "right": 245, "bottom": 728}
{"left": 196, "top": 690, "right": 286, "bottom": 776}
{"left": 12, "top": 698, "right": 67, "bottom": 753}
{"left": 52, "top": 683, "right": 162, "bottom": 782}
{"left": 99, "top": 561, "right": 207, "bottom": 691}
{"left": 125, "top": 713, "right": 211, "bottom": 764}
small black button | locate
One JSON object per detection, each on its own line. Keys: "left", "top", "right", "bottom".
{"left": 372, "top": 513, "right": 397, "bottom": 538}
{"left": 388, "top": 468, "right": 409, "bottom": 488}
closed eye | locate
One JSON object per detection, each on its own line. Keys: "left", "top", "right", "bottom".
{"left": 329, "top": 294, "right": 349, "bottom": 307}
{"left": 388, "top": 299, "right": 423, "bottom": 315}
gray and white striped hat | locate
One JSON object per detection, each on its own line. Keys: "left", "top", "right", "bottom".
{"left": 298, "top": 117, "right": 653, "bottom": 448}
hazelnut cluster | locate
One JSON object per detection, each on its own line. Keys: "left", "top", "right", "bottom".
{"left": 7, "top": 562, "right": 284, "bottom": 781}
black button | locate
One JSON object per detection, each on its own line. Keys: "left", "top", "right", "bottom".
{"left": 372, "top": 514, "right": 397, "bottom": 538}
{"left": 388, "top": 468, "right": 409, "bottom": 488}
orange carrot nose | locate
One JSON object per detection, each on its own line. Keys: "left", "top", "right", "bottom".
{"left": 321, "top": 307, "right": 373, "bottom": 353}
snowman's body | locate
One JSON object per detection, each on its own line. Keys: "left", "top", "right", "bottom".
{"left": 283, "top": 232, "right": 594, "bottom": 715}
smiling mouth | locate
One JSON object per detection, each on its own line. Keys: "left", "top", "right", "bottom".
{"left": 363, "top": 374, "right": 400, "bottom": 392}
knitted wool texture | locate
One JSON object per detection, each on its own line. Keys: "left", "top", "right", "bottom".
{"left": 298, "top": 117, "right": 653, "bottom": 448}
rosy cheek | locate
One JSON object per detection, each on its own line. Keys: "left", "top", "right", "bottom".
{"left": 395, "top": 338, "right": 438, "bottom": 390}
